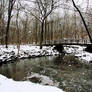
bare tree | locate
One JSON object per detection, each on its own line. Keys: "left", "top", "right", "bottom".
{"left": 0, "top": 0, "right": 6, "bottom": 44}
{"left": 72, "top": 0, "right": 92, "bottom": 43}
{"left": 36, "top": 0, "right": 54, "bottom": 48}
{"left": 16, "top": 0, "right": 21, "bottom": 57}
{"left": 5, "top": 0, "right": 16, "bottom": 48}
{"left": 28, "top": 0, "right": 60, "bottom": 48}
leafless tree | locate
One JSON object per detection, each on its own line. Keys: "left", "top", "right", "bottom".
{"left": 0, "top": 0, "right": 6, "bottom": 44}
{"left": 72, "top": 0, "right": 92, "bottom": 43}
{"left": 36, "top": 0, "right": 53, "bottom": 48}
{"left": 15, "top": 0, "right": 21, "bottom": 57}
{"left": 5, "top": 0, "right": 16, "bottom": 48}
{"left": 28, "top": 0, "right": 60, "bottom": 48}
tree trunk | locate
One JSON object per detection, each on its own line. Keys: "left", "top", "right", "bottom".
{"left": 35, "top": 19, "right": 38, "bottom": 44}
{"left": 5, "top": 0, "right": 15, "bottom": 48}
{"left": 51, "top": 20, "right": 53, "bottom": 41}
{"left": 40, "top": 21, "right": 44, "bottom": 49}
{"left": 5, "top": 11, "right": 11, "bottom": 48}
{"left": 72, "top": 0, "right": 92, "bottom": 43}
{"left": 16, "top": 3, "right": 20, "bottom": 58}
{"left": 45, "top": 19, "right": 47, "bottom": 44}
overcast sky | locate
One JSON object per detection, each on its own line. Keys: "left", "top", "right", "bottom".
{"left": 4, "top": 0, "right": 91, "bottom": 21}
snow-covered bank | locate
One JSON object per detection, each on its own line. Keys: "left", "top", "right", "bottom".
{"left": 64, "top": 45, "right": 92, "bottom": 63}
{"left": 25, "top": 72, "right": 59, "bottom": 87}
{"left": 0, "top": 74, "right": 65, "bottom": 92}
{"left": 0, "top": 45, "right": 92, "bottom": 63}
{"left": 0, "top": 45, "right": 59, "bottom": 63}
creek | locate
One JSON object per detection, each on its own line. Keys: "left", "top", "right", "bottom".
{"left": 0, "top": 55, "right": 92, "bottom": 92}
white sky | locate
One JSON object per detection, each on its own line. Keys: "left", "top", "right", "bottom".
{"left": 5, "top": 0, "right": 91, "bottom": 21}
{"left": 22, "top": 0, "right": 92, "bottom": 13}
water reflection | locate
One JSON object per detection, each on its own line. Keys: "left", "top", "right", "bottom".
{"left": 53, "top": 55, "right": 64, "bottom": 65}
{"left": 0, "top": 56, "right": 57, "bottom": 80}
{"left": 0, "top": 60, "right": 25, "bottom": 80}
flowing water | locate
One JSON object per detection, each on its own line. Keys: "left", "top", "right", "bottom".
{"left": 0, "top": 55, "right": 92, "bottom": 92}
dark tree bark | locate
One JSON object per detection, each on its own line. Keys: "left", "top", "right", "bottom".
{"left": 72, "top": 0, "right": 92, "bottom": 43}
{"left": 35, "top": 19, "right": 38, "bottom": 44}
{"left": 44, "top": 19, "right": 47, "bottom": 44}
{"left": 40, "top": 20, "right": 44, "bottom": 49}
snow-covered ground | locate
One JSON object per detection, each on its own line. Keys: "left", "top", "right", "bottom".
{"left": 0, "top": 45, "right": 59, "bottom": 63}
{"left": 25, "top": 72, "right": 59, "bottom": 87}
{"left": 64, "top": 45, "right": 92, "bottom": 63}
{"left": 0, "top": 74, "right": 64, "bottom": 92}
{"left": 0, "top": 45, "right": 92, "bottom": 63}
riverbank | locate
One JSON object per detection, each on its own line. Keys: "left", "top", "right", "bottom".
{"left": 0, "top": 74, "right": 64, "bottom": 92}
{"left": 64, "top": 45, "right": 92, "bottom": 63}
{"left": 0, "top": 45, "right": 92, "bottom": 63}
{"left": 0, "top": 45, "right": 59, "bottom": 63}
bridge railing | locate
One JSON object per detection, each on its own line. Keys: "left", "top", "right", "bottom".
{"left": 44, "top": 39, "right": 91, "bottom": 45}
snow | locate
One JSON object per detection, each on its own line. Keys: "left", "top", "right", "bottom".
{"left": 0, "top": 74, "right": 64, "bottom": 92}
{"left": 26, "top": 72, "right": 59, "bottom": 87}
{"left": 64, "top": 45, "right": 92, "bottom": 62}
{"left": 0, "top": 45, "right": 59, "bottom": 63}
{"left": 0, "top": 45, "right": 92, "bottom": 63}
